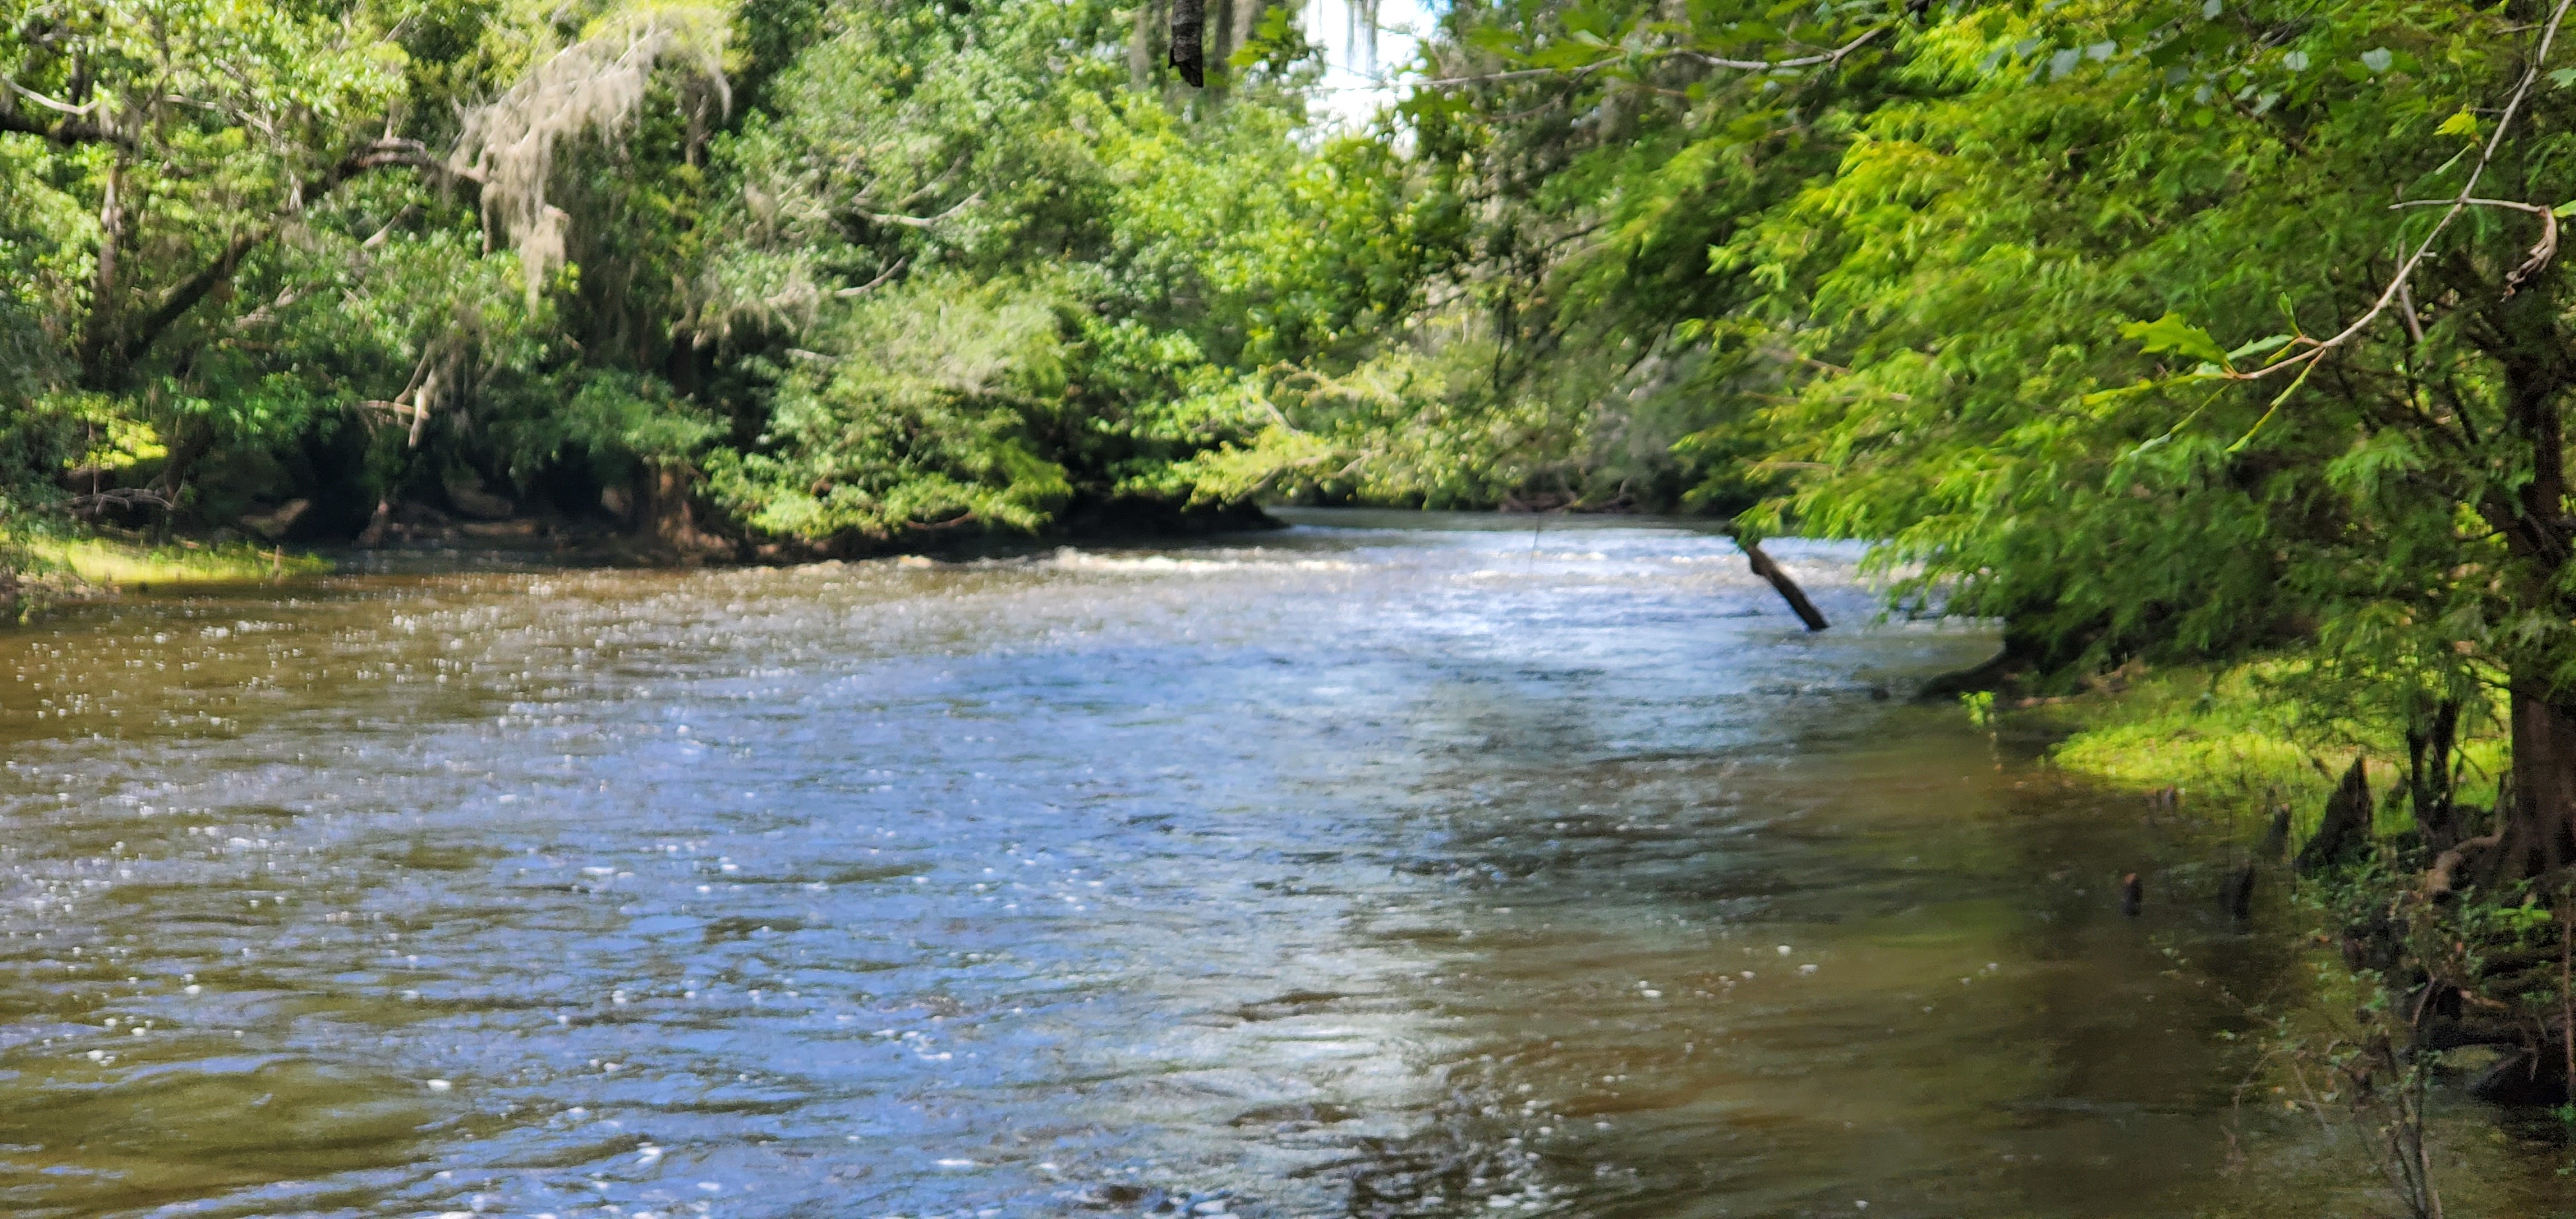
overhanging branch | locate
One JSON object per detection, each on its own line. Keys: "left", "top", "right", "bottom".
{"left": 80, "top": 137, "right": 446, "bottom": 387}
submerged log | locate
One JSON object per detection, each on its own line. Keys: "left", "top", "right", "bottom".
{"left": 2295, "top": 758, "right": 2373, "bottom": 873}
{"left": 1736, "top": 535, "right": 1828, "bottom": 631}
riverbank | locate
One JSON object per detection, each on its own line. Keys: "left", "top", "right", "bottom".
{"left": 2020, "top": 660, "right": 2504, "bottom": 842}
{"left": 0, "top": 528, "right": 329, "bottom": 622}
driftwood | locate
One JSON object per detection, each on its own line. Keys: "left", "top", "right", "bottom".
{"left": 1736, "top": 535, "right": 1828, "bottom": 631}
{"left": 2296, "top": 757, "right": 2374, "bottom": 873}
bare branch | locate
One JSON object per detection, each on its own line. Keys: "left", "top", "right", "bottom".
{"left": 0, "top": 98, "right": 128, "bottom": 147}
{"left": 859, "top": 191, "right": 982, "bottom": 229}
{"left": 3, "top": 77, "right": 97, "bottom": 116}
{"left": 834, "top": 256, "right": 909, "bottom": 298}
{"left": 1678, "top": 26, "right": 1887, "bottom": 70}
{"left": 1410, "top": 25, "right": 1888, "bottom": 89}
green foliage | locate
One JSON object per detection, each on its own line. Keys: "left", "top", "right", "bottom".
{"left": 689, "top": 0, "right": 1435, "bottom": 542}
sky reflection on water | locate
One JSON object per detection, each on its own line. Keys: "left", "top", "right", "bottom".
{"left": 0, "top": 512, "right": 2562, "bottom": 1216}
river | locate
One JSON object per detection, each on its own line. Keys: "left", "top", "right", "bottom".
{"left": 0, "top": 510, "right": 2563, "bottom": 1217}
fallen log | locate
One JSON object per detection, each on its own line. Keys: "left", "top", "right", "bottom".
{"left": 1736, "top": 535, "right": 1828, "bottom": 631}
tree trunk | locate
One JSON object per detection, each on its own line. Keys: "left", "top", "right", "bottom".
{"left": 2473, "top": 303, "right": 2576, "bottom": 886}
{"left": 76, "top": 156, "right": 126, "bottom": 385}
{"left": 1230, "top": 0, "right": 1268, "bottom": 63}
{"left": 1738, "top": 536, "right": 1828, "bottom": 631}
{"left": 2406, "top": 698, "right": 2462, "bottom": 850}
{"left": 2496, "top": 678, "right": 2576, "bottom": 880}
{"left": 1129, "top": 0, "right": 1163, "bottom": 89}
{"left": 640, "top": 464, "right": 727, "bottom": 560}
{"left": 1169, "top": 0, "right": 1205, "bottom": 86}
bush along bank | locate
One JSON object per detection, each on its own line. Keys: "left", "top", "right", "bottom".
{"left": 2004, "top": 660, "right": 2573, "bottom": 1193}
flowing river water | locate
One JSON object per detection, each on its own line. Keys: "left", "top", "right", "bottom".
{"left": 0, "top": 510, "right": 2566, "bottom": 1218}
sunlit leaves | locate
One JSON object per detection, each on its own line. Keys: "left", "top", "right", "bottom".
{"left": 2120, "top": 312, "right": 2232, "bottom": 369}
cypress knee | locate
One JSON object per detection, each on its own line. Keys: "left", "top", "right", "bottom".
{"left": 2260, "top": 806, "right": 2292, "bottom": 861}
{"left": 2296, "top": 758, "right": 2373, "bottom": 873}
{"left": 2220, "top": 864, "right": 2255, "bottom": 924}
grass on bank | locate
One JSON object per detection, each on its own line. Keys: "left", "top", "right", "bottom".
{"left": 5, "top": 528, "right": 329, "bottom": 591}
{"left": 2025, "top": 661, "right": 2504, "bottom": 839}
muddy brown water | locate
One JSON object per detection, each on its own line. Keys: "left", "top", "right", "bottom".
{"left": 0, "top": 510, "right": 2565, "bottom": 1217}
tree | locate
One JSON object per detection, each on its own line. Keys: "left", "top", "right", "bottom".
{"left": 1729, "top": 0, "right": 2576, "bottom": 881}
{"left": 0, "top": 0, "right": 751, "bottom": 533}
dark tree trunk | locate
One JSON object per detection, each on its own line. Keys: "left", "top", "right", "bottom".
{"left": 2261, "top": 805, "right": 2293, "bottom": 861}
{"left": 2495, "top": 678, "right": 2576, "bottom": 880}
{"left": 640, "top": 464, "right": 728, "bottom": 560}
{"left": 2470, "top": 300, "right": 2576, "bottom": 887}
{"left": 2406, "top": 698, "right": 2462, "bottom": 850}
{"left": 2220, "top": 864, "right": 2256, "bottom": 924}
{"left": 1169, "top": 0, "right": 1204, "bottom": 86}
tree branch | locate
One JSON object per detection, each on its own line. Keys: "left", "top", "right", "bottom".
{"left": 80, "top": 137, "right": 443, "bottom": 387}
{"left": 859, "top": 190, "right": 981, "bottom": 229}
{"left": 1410, "top": 26, "right": 1888, "bottom": 89}
{"left": 2225, "top": 0, "right": 2576, "bottom": 382}
{"left": 0, "top": 103, "right": 128, "bottom": 148}
{"left": 834, "top": 256, "right": 909, "bottom": 298}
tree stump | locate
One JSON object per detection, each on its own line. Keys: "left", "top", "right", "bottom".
{"left": 2295, "top": 758, "right": 2373, "bottom": 874}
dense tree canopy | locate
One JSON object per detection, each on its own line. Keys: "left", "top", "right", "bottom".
{"left": 0, "top": 0, "right": 1430, "bottom": 543}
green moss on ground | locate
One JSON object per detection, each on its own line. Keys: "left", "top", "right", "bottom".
{"left": 1, "top": 528, "right": 329, "bottom": 622}
{"left": 20, "top": 533, "right": 328, "bottom": 586}
{"left": 2019, "top": 661, "right": 2504, "bottom": 840}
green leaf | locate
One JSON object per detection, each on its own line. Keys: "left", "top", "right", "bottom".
{"left": 2227, "top": 334, "right": 2294, "bottom": 362}
{"left": 2120, "top": 312, "right": 2233, "bottom": 369}
{"left": 2437, "top": 109, "right": 2480, "bottom": 139}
